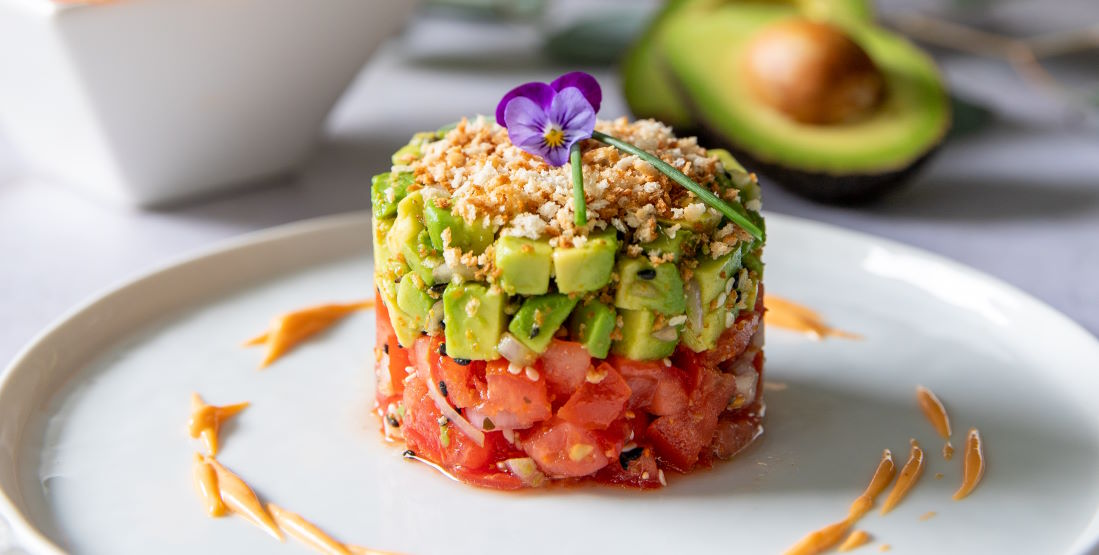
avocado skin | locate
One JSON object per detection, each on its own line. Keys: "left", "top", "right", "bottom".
{"left": 715, "top": 135, "right": 940, "bottom": 204}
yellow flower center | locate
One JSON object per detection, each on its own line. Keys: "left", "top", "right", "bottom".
{"left": 543, "top": 126, "right": 566, "bottom": 148}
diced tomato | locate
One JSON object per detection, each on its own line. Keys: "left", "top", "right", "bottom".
{"left": 709, "top": 415, "right": 762, "bottom": 461}
{"left": 557, "top": 363, "right": 631, "bottom": 429}
{"left": 540, "top": 340, "right": 591, "bottom": 399}
{"left": 518, "top": 418, "right": 609, "bottom": 478}
{"left": 400, "top": 376, "right": 497, "bottom": 470}
{"left": 375, "top": 300, "right": 409, "bottom": 397}
{"left": 649, "top": 373, "right": 688, "bottom": 416}
{"left": 479, "top": 360, "right": 551, "bottom": 429}
{"left": 416, "top": 336, "right": 485, "bottom": 409}
{"left": 609, "top": 356, "right": 662, "bottom": 409}
{"left": 647, "top": 364, "right": 737, "bottom": 471}
{"left": 596, "top": 444, "right": 661, "bottom": 489}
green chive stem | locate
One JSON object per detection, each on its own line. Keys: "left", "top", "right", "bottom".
{"left": 590, "top": 130, "right": 763, "bottom": 241}
{"left": 571, "top": 142, "right": 587, "bottom": 227}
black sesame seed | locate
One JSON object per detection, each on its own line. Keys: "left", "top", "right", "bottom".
{"left": 438, "top": 381, "right": 449, "bottom": 397}
{"left": 529, "top": 325, "right": 541, "bottom": 339}
{"left": 420, "top": 330, "right": 427, "bottom": 336}
{"left": 402, "top": 449, "right": 415, "bottom": 458}
{"left": 431, "top": 283, "right": 448, "bottom": 293}
{"left": 439, "top": 342, "right": 447, "bottom": 356}
{"left": 482, "top": 417, "right": 495, "bottom": 431}
{"left": 385, "top": 415, "right": 400, "bottom": 427}
{"left": 383, "top": 343, "right": 389, "bottom": 354}
{"left": 619, "top": 447, "right": 644, "bottom": 470}
{"left": 453, "top": 358, "right": 472, "bottom": 366}
{"left": 637, "top": 268, "right": 657, "bottom": 280}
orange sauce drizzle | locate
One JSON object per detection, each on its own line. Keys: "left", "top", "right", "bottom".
{"left": 881, "top": 440, "right": 925, "bottom": 515}
{"left": 204, "top": 456, "right": 283, "bottom": 541}
{"left": 919, "top": 511, "right": 937, "bottom": 521}
{"left": 879, "top": 545, "right": 891, "bottom": 552}
{"left": 838, "top": 530, "right": 872, "bottom": 552}
{"left": 784, "top": 450, "right": 895, "bottom": 555}
{"left": 192, "top": 454, "right": 227, "bottom": 517}
{"left": 188, "top": 393, "right": 249, "bottom": 456}
{"left": 346, "top": 547, "right": 401, "bottom": 555}
{"left": 915, "top": 385, "right": 954, "bottom": 460}
{"left": 245, "top": 300, "right": 374, "bottom": 368}
{"left": 953, "top": 428, "right": 986, "bottom": 500}
{"left": 764, "top": 295, "right": 860, "bottom": 339}
{"left": 268, "top": 503, "right": 352, "bottom": 555}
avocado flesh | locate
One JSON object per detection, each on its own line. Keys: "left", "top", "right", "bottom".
{"left": 621, "top": 0, "right": 700, "bottom": 132}
{"left": 378, "top": 279, "right": 421, "bottom": 348}
{"left": 397, "top": 275, "right": 434, "bottom": 326}
{"left": 443, "top": 283, "right": 506, "bottom": 361}
{"left": 553, "top": 230, "right": 618, "bottom": 294}
{"left": 496, "top": 236, "right": 553, "bottom": 296}
{"left": 423, "top": 204, "right": 494, "bottom": 254}
{"left": 371, "top": 172, "right": 413, "bottom": 219}
{"left": 508, "top": 294, "right": 579, "bottom": 354}
{"left": 655, "top": 3, "right": 949, "bottom": 176}
{"left": 568, "top": 300, "right": 616, "bottom": 359}
{"left": 614, "top": 257, "right": 686, "bottom": 316}
{"left": 612, "top": 309, "right": 679, "bottom": 361}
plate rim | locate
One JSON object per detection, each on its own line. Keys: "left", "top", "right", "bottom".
{"left": 2, "top": 210, "right": 1097, "bottom": 554}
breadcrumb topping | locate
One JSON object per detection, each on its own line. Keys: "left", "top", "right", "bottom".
{"left": 406, "top": 116, "right": 736, "bottom": 247}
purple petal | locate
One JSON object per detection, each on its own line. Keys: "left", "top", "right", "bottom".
{"left": 550, "top": 71, "right": 602, "bottom": 113}
{"left": 495, "top": 82, "right": 555, "bottom": 127}
{"left": 542, "top": 144, "right": 573, "bottom": 166}
{"left": 547, "top": 87, "right": 596, "bottom": 140}
{"left": 503, "top": 96, "right": 554, "bottom": 161}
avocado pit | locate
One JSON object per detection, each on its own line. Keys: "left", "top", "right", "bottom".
{"left": 743, "top": 19, "right": 886, "bottom": 125}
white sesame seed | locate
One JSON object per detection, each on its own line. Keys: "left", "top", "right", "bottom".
{"left": 507, "top": 363, "right": 523, "bottom": 375}
{"left": 525, "top": 367, "right": 540, "bottom": 381}
{"left": 666, "top": 315, "right": 687, "bottom": 327}
{"left": 658, "top": 469, "right": 667, "bottom": 486}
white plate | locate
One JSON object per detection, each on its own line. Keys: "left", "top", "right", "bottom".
{"left": 2, "top": 212, "right": 1098, "bottom": 555}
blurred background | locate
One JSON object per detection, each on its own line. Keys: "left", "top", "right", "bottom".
{"left": 0, "top": 0, "right": 1097, "bottom": 364}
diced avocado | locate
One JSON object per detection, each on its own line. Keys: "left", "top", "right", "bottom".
{"left": 495, "top": 236, "right": 553, "bottom": 296}
{"left": 371, "top": 172, "right": 413, "bottom": 219}
{"left": 372, "top": 217, "right": 407, "bottom": 280}
{"left": 378, "top": 279, "right": 420, "bottom": 348}
{"left": 423, "top": 203, "right": 493, "bottom": 254}
{"left": 614, "top": 257, "right": 686, "bottom": 315}
{"left": 391, "top": 131, "right": 441, "bottom": 165}
{"left": 692, "top": 250, "right": 742, "bottom": 307}
{"left": 397, "top": 275, "right": 434, "bottom": 326}
{"left": 443, "top": 283, "right": 506, "bottom": 361}
{"left": 743, "top": 251, "right": 763, "bottom": 275}
{"left": 387, "top": 192, "right": 440, "bottom": 285}
{"left": 567, "top": 300, "right": 616, "bottom": 359}
{"left": 507, "top": 294, "right": 579, "bottom": 354}
{"left": 641, "top": 227, "right": 695, "bottom": 262}
{"left": 681, "top": 306, "right": 728, "bottom": 352}
{"left": 553, "top": 229, "right": 618, "bottom": 293}
{"left": 611, "top": 309, "right": 679, "bottom": 360}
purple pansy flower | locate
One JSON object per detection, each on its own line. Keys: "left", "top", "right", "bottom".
{"left": 495, "top": 72, "right": 603, "bottom": 166}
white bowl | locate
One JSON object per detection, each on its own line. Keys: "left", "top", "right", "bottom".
{"left": 0, "top": 0, "right": 416, "bottom": 206}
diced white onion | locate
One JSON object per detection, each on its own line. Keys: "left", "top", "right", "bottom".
{"left": 425, "top": 376, "right": 485, "bottom": 447}
{"left": 504, "top": 457, "right": 547, "bottom": 487}
{"left": 734, "top": 373, "right": 758, "bottom": 404}
{"left": 497, "top": 332, "right": 538, "bottom": 367}
{"left": 432, "top": 264, "right": 454, "bottom": 283}
{"left": 651, "top": 326, "right": 678, "bottom": 342}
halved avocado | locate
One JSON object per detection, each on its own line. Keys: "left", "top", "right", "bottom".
{"left": 624, "top": 0, "right": 950, "bottom": 203}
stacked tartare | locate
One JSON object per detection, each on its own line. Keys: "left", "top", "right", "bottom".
{"left": 372, "top": 117, "right": 765, "bottom": 489}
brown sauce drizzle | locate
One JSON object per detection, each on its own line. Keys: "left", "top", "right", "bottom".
{"left": 838, "top": 530, "right": 872, "bottom": 552}
{"left": 188, "top": 393, "right": 249, "bottom": 456}
{"left": 953, "top": 428, "right": 986, "bottom": 500}
{"left": 881, "top": 440, "right": 924, "bottom": 515}
{"left": 764, "top": 295, "right": 861, "bottom": 340}
{"left": 784, "top": 450, "right": 895, "bottom": 555}
{"left": 915, "top": 386, "right": 954, "bottom": 460}
{"left": 245, "top": 300, "right": 374, "bottom": 368}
